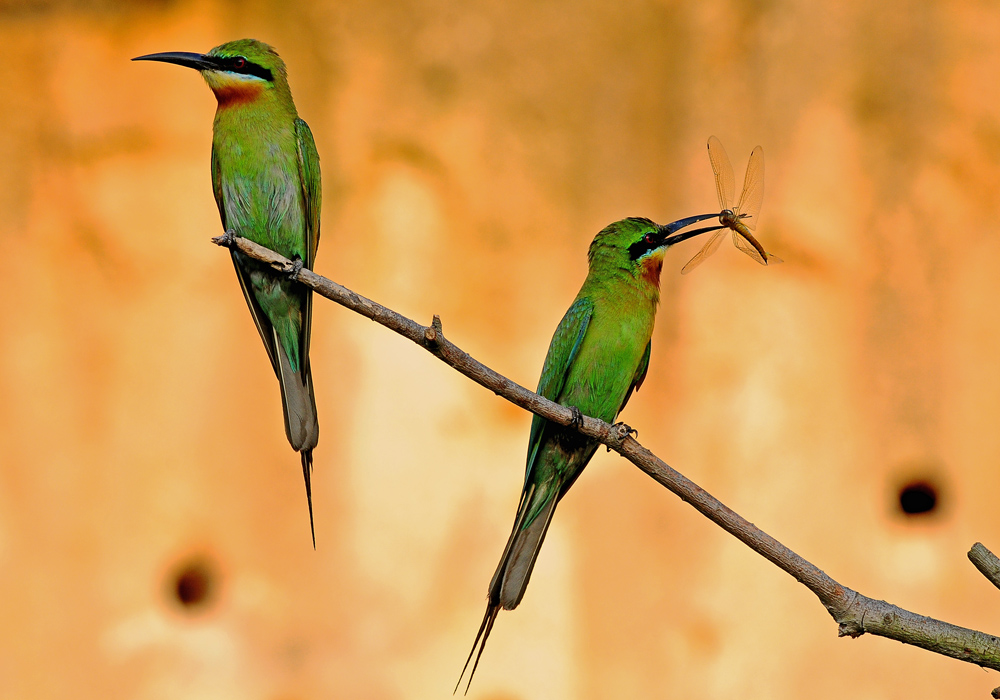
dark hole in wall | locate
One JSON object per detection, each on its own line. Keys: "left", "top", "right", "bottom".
{"left": 170, "top": 559, "right": 215, "bottom": 610}
{"left": 897, "top": 481, "right": 938, "bottom": 516}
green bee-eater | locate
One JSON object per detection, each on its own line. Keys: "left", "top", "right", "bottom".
{"left": 134, "top": 39, "right": 322, "bottom": 546}
{"left": 457, "top": 214, "right": 723, "bottom": 691}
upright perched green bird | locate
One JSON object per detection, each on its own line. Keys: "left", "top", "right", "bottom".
{"left": 457, "top": 213, "right": 722, "bottom": 691}
{"left": 134, "top": 40, "right": 322, "bottom": 546}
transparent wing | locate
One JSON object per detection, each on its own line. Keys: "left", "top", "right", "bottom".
{"left": 680, "top": 228, "right": 727, "bottom": 275}
{"left": 732, "top": 228, "right": 768, "bottom": 265}
{"left": 707, "top": 136, "right": 736, "bottom": 210}
{"left": 734, "top": 145, "right": 764, "bottom": 230}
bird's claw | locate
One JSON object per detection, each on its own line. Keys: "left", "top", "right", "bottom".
{"left": 568, "top": 406, "right": 584, "bottom": 431}
{"left": 612, "top": 422, "right": 638, "bottom": 441}
{"left": 213, "top": 228, "right": 239, "bottom": 248}
{"left": 289, "top": 258, "right": 304, "bottom": 281}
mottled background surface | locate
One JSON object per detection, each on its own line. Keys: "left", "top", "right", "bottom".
{"left": 3, "top": 0, "right": 1000, "bottom": 697}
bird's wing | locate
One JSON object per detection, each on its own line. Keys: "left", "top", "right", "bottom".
{"left": 294, "top": 118, "right": 322, "bottom": 370}
{"left": 294, "top": 118, "right": 322, "bottom": 268}
{"left": 212, "top": 142, "right": 280, "bottom": 376}
{"left": 524, "top": 296, "right": 594, "bottom": 486}
{"left": 617, "top": 340, "right": 651, "bottom": 416}
{"left": 210, "top": 146, "right": 228, "bottom": 231}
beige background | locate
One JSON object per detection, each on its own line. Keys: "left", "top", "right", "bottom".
{"left": 3, "top": 0, "right": 1000, "bottom": 697}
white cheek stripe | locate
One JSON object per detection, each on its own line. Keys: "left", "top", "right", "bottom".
{"left": 206, "top": 70, "right": 267, "bottom": 83}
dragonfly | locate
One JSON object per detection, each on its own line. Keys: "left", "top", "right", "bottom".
{"left": 681, "top": 135, "right": 782, "bottom": 274}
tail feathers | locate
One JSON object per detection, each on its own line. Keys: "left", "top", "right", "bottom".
{"left": 455, "top": 481, "right": 561, "bottom": 693}
{"left": 274, "top": 329, "right": 319, "bottom": 452}
{"left": 274, "top": 330, "right": 319, "bottom": 547}
{"left": 498, "top": 490, "right": 559, "bottom": 610}
{"left": 454, "top": 603, "right": 500, "bottom": 695}
{"left": 302, "top": 449, "right": 315, "bottom": 549}
{"left": 487, "top": 484, "right": 537, "bottom": 596}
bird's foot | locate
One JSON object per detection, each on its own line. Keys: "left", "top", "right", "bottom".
{"left": 568, "top": 406, "right": 584, "bottom": 431}
{"left": 612, "top": 422, "right": 638, "bottom": 441}
{"left": 212, "top": 228, "right": 239, "bottom": 248}
{"left": 289, "top": 257, "right": 304, "bottom": 282}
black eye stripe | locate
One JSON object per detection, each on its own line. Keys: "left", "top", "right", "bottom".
{"left": 628, "top": 235, "right": 657, "bottom": 260}
{"left": 214, "top": 55, "right": 274, "bottom": 82}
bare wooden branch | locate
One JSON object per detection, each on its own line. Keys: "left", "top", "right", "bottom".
{"left": 216, "top": 234, "right": 1000, "bottom": 679}
{"left": 970, "top": 543, "right": 1000, "bottom": 593}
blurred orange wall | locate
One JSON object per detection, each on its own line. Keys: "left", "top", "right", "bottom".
{"left": 2, "top": 0, "right": 1000, "bottom": 698}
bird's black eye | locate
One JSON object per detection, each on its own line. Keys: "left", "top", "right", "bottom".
{"left": 233, "top": 57, "right": 246, "bottom": 69}
{"left": 645, "top": 234, "right": 653, "bottom": 243}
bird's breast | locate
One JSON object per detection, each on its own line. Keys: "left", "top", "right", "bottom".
{"left": 559, "top": 301, "right": 655, "bottom": 422}
{"left": 213, "top": 127, "right": 306, "bottom": 258}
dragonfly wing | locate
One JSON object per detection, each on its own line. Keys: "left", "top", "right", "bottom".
{"left": 707, "top": 136, "right": 736, "bottom": 210}
{"left": 735, "top": 145, "right": 764, "bottom": 230}
{"left": 681, "top": 228, "right": 727, "bottom": 274}
{"left": 732, "top": 229, "right": 768, "bottom": 265}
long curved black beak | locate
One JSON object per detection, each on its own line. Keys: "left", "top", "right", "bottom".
{"left": 132, "top": 51, "right": 216, "bottom": 71}
{"left": 663, "top": 224, "right": 726, "bottom": 246}
{"left": 659, "top": 212, "right": 725, "bottom": 247}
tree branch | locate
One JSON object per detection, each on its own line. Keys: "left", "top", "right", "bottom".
{"left": 216, "top": 234, "right": 1000, "bottom": 682}
{"left": 970, "top": 543, "right": 1000, "bottom": 593}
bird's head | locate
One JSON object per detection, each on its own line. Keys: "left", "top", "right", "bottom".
{"left": 588, "top": 214, "right": 723, "bottom": 288}
{"left": 133, "top": 39, "right": 291, "bottom": 110}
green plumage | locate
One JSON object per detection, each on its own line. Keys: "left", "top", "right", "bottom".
{"left": 458, "top": 216, "right": 716, "bottom": 692}
{"left": 507, "top": 218, "right": 660, "bottom": 599}
{"left": 134, "top": 39, "right": 322, "bottom": 546}
{"left": 209, "top": 42, "right": 321, "bottom": 547}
